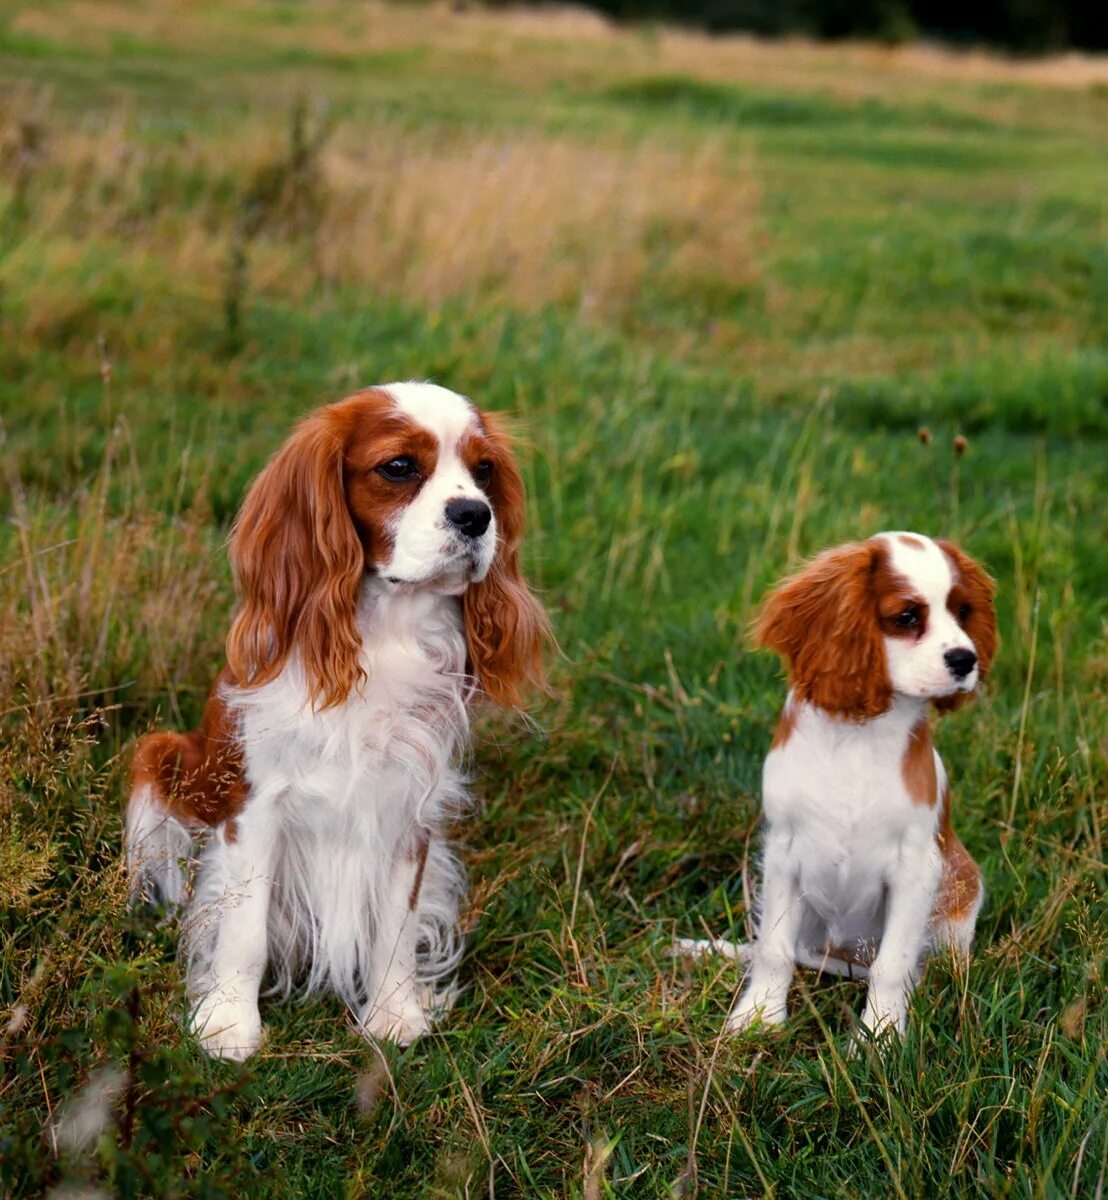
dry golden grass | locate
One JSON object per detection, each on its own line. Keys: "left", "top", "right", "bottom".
{"left": 318, "top": 129, "right": 758, "bottom": 313}
{"left": 649, "top": 29, "right": 1108, "bottom": 92}
{"left": 0, "top": 435, "right": 226, "bottom": 1008}
{"left": 0, "top": 442, "right": 224, "bottom": 719}
{"left": 1, "top": 90, "right": 759, "bottom": 320}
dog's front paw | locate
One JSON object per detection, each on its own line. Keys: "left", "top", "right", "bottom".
{"left": 724, "top": 989, "right": 787, "bottom": 1035}
{"left": 358, "top": 995, "right": 433, "bottom": 1046}
{"left": 858, "top": 992, "right": 908, "bottom": 1041}
{"left": 191, "top": 994, "right": 263, "bottom": 1062}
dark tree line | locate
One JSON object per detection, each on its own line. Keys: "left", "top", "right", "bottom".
{"left": 555, "top": 0, "right": 1106, "bottom": 52}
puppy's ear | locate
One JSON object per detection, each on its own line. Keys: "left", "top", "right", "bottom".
{"left": 227, "top": 410, "right": 365, "bottom": 709}
{"left": 462, "top": 412, "right": 552, "bottom": 709}
{"left": 755, "top": 540, "right": 891, "bottom": 721}
{"left": 934, "top": 540, "right": 998, "bottom": 714}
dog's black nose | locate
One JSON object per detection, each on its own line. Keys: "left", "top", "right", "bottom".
{"left": 944, "top": 648, "right": 977, "bottom": 680}
{"left": 445, "top": 498, "right": 491, "bottom": 538}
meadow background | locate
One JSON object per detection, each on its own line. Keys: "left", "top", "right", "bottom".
{"left": 1, "top": 2, "right": 1105, "bottom": 1196}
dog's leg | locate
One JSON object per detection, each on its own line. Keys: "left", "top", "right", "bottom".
{"left": 931, "top": 831, "right": 983, "bottom": 959}
{"left": 725, "top": 831, "right": 802, "bottom": 1033}
{"left": 358, "top": 829, "right": 434, "bottom": 1046}
{"left": 126, "top": 731, "right": 203, "bottom": 908}
{"left": 124, "top": 782, "right": 194, "bottom": 909}
{"left": 187, "top": 814, "right": 276, "bottom": 1062}
{"left": 858, "top": 844, "right": 940, "bottom": 1037}
{"left": 932, "top": 905, "right": 981, "bottom": 958}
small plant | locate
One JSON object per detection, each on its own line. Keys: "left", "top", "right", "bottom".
{"left": 220, "top": 218, "right": 249, "bottom": 357}
{"left": 0, "top": 86, "right": 49, "bottom": 228}
{"left": 220, "top": 97, "right": 334, "bottom": 354}
{"left": 918, "top": 426, "right": 970, "bottom": 534}
{"left": 3, "top": 963, "right": 265, "bottom": 1199}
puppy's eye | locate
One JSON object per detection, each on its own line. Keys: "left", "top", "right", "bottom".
{"left": 377, "top": 456, "right": 418, "bottom": 482}
{"left": 895, "top": 607, "right": 921, "bottom": 629}
{"left": 473, "top": 460, "right": 493, "bottom": 487}
{"left": 958, "top": 603, "right": 972, "bottom": 624}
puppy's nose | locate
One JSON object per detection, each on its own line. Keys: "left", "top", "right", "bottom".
{"left": 445, "top": 498, "right": 491, "bottom": 538}
{"left": 944, "top": 648, "right": 977, "bottom": 680}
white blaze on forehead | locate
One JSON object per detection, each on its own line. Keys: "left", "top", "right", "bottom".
{"left": 879, "top": 531, "right": 954, "bottom": 604}
{"left": 380, "top": 381, "right": 478, "bottom": 449}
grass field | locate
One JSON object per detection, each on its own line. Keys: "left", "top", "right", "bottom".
{"left": 1, "top": 2, "right": 1106, "bottom": 1196}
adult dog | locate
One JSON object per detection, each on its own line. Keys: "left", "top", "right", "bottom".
{"left": 126, "top": 383, "right": 549, "bottom": 1060}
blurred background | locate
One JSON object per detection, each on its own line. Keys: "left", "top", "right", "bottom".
{"left": 1, "top": 3, "right": 1104, "bottom": 1197}
{"left": 559, "top": 0, "right": 1107, "bottom": 52}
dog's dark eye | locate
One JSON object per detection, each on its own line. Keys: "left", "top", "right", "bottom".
{"left": 895, "top": 607, "right": 921, "bottom": 629}
{"left": 377, "top": 456, "right": 418, "bottom": 482}
{"left": 958, "top": 603, "right": 972, "bottom": 624}
{"left": 473, "top": 460, "right": 493, "bottom": 487}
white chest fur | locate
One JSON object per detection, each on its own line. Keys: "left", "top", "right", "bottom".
{"left": 764, "top": 695, "right": 943, "bottom": 945}
{"left": 230, "top": 585, "right": 471, "bottom": 827}
{"left": 185, "top": 581, "right": 471, "bottom": 1052}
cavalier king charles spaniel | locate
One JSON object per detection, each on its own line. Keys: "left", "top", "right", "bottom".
{"left": 126, "top": 383, "right": 550, "bottom": 1059}
{"left": 679, "top": 532, "right": 997, "bottom": 1039}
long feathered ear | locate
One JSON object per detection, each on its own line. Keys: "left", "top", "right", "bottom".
{"left": 934, "top": 539, "right": 998, "bottom": 714}
{"left": 462, "top": 413, "right": 552, "bottom": 709}
{"left": 226, "top": 410, "right": 365, "bottom": 709}
{"left": 755, "top": 540, "right": 891, "bottom": 721}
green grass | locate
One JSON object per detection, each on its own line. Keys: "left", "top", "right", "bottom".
{"left": 605, "top": 75, "right": 1008, "bottom": 134}
{"left": 1, "top": 3, "right": 1105, "bottom": 1197}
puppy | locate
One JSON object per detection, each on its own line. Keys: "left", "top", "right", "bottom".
{"left": 125, "top": 383, "right": 550, "bottom": 1059}
{"left": 681, "top": 532, "right": 997, "bottom": 1038}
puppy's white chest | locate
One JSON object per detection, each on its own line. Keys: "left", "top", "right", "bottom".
{"left": 774, "top": 773, "right": 899, "bottom": 917}
{"left": 763, "top": 701, "right": 940, "bottom": 922}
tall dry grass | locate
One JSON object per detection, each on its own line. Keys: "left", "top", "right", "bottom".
{"left": 319, "top": 130, "right": 757, "bottom": 314}
{"left": 0, "top": 421, "right": 225, "bottom": 713}
{"left": 1, "top": 88, "right": 759, "bottom": 325}
{"left": 0, "top": 426, "right": 228, "bottom": 1036}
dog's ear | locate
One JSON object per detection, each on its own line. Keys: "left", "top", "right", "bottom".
{"left": 755, "top": 540, "right": 891, "bottom": 721}
{"left": 227, "top": 411, "right": 365, "bottom": 709}
{"left": 933, "top": 540, "right": 998, "bottom": 714}
{"left": 462, "top": 412, "right": 552, "bottom": 709}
